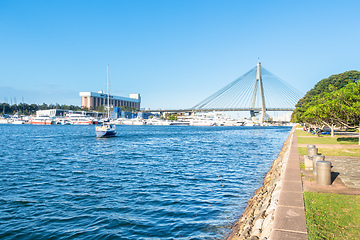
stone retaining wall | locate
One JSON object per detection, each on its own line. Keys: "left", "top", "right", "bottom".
{"left": 227, "top": 128, "right": 294, "bottom": 240}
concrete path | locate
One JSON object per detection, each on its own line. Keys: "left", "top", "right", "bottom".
{"left": 301, "top": 155, "right": 360, "bottom": 195}
{"left": 326, "top": 156, "right": 360, "bottom": 189}
{"left": 270, "top": 131, "right": 308, "bottom": 240}
{"left": 271, "top": 130, "right": 360, "bottom": 239}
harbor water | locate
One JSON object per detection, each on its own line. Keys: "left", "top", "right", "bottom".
{"left": 0, "top": 125, "right": 291, "bottom": 239}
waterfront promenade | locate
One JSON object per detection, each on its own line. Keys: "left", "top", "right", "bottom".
{"left": 227, "top": 128, "right": 306, "bottom": 239}
{"left": 228, "top": 127, "right": 360, "bottom": 239}
{"left": 270, "top": 129, "right": 308, "bottom": 239}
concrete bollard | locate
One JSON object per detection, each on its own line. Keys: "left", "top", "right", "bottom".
{"left": 313, "top": 155, "right": 325, "bottom": 175}
{"left": 304, "top": 155, "right": 313, "bottom": 171}
{"left": 307, "top": 144, "right": 316, "bottom": 149}
{"left": 317, "top": 161, "right": 332, "bottom": 185}
{"left": 307, "top": 147, "right": 318, "bottom": 158}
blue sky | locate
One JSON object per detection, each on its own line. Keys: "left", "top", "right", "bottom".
{"left": 0, "top": 0, "right": 359, "bottom": 109}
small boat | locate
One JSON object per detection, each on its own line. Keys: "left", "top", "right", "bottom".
{"left": 12, "top": 120, "right": 24, "bottom": 124}
{"left": 95, "top": 123, "right": 116, "bottom": 137}
{"left": 95, "top": 65, "right": 117, "bottom": 138}
{"left": 10, "top": 114, "right": 25, "bottom": 124}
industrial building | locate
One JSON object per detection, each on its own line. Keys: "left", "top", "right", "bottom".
{"left": 79, "top": 91, "right": 141, "bottom": 110}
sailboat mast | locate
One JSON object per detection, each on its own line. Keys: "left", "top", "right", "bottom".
{"left": 107, "top": 64, "right": 110, "bottom": 119}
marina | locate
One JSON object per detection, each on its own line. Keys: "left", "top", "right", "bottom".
{"left": 0, "top": 114, "right": 293, "bottom": 127}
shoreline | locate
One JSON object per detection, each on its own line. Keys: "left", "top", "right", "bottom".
{"left": 227, "top": 127, "right": 299, "bottom": 239}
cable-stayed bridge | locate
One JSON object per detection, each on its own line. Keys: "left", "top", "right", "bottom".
{"left": 142, "top": 62, "right": 303, "bottom": 123}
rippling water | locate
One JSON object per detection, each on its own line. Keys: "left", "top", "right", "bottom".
{"left": 0, "top": 125, "right": 291, "bottom": 239}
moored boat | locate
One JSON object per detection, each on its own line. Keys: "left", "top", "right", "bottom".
{"left": 0, "top": 118, "right": 9, "bottom": 124}
{"left": 30, "top": 116, "right": 56, "bottom": 125}
{"left": 11, "top": 120, "right": 24, "bottom": 124}
{"left": 95, "top": 123, "right": 116, "bottom": 137}
{"left": 189, "top": 118, "right": 216, "bottom": 126}
{"left": 67, "top": 114, "right": 94, "bottom": 125}
{"left": 57, "top": 119, "right": 73, "bottom": 125}
{"left": 95, "top": 65, "right": 117, "bottom": 137}
{"left": 122, "top": 118, "right": 146, "bottom": 125}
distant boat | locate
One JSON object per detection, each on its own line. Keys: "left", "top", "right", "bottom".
{"left": 57, "top": 119, "right": 72, "bottom": 125}
{"left": 67, "top": 113, "right": 94, "bottom": 125}
{"left": 30, "top": 116, "right": 56, "bottom": 125}
{"left": 10, "top": 113, "right": 25, "bottom": 124}
{"left": 95, "top": 65, "right": 116, "bottom": 137}
{"left": 189, "top": 117, "right": 216, "bottom": 126}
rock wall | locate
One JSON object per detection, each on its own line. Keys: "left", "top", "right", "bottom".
{"left": 226, "top": 128, "right": 294, "bottom": 240}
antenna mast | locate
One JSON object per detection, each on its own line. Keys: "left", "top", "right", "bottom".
{"left": 107, "top": 64, "right": 110, "bottom": 119}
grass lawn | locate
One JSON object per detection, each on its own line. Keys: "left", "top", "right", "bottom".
{"left": 297, "top": 137, "right": 358, "bottom": 145}
{"left": 304, "top": 192, "right": 360, "bottom": 240}
{"left": 296, "top": 130, "right": 358, "bottom": 145}
{"left": 296, "top": 129, "right": 317, "bottom": 137}
{"left": 298, "top": 147, "right": 360, "bottom": 157}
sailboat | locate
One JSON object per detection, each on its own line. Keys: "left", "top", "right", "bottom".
{"left": 95, "top": 65, "right": 117, "bottom": 138}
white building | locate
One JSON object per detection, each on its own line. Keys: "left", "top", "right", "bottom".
{"left": 79, "top": 91, "right": 141, "bottom": 110}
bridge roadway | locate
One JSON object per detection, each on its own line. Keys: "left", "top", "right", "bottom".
{"left": 140, "top": 108, "right": 295, "bottom": 113}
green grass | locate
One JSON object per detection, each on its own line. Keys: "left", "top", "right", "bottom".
{"left": 299, "top": 162, "right": 305, "bottom": 169}
{"left": 296, "top": 136, "right": 358, "bottom": 147}
{"left": 304, "top": 192, "right": 360, "bottom": 240}
{"left": 298, "top": 147, "right": 360, "bottom": 157}
{"left": 296, "top": 129, "right": 315, "bottom": 137}
{"left": 296, "top": 130, "right": 359, "bottom": 145}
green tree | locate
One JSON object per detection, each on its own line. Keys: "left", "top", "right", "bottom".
{"left": 301, "top": 81, "right": 360, "bottom": 143}
{"left": 121, "top": 106, "right": 138, "bottom": 112}
{"left": 302, "top": 92, "right": 340, "bottom": 137}
{"left": 168, "top": 115, "right": 177, "bottom": 121}
{"left": 292, "top": 70, "right": 360, "bottom": 122}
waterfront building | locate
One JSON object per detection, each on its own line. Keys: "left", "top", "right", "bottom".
{"left": 36, "top": 109, "right": 68, "bottom": 117}
{"left": 79, "top": 91, "right": 141, "bottom": 110}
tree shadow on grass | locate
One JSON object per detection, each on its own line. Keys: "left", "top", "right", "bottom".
{"left": 337, "top": 137, "right": 358, "bottom": 144}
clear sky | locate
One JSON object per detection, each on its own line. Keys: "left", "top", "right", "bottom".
{"left": 0, "top": 0, "right": 359, "bottom": 109}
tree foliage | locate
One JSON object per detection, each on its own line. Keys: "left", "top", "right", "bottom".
{"left": 0, "top": 102, "right": 82, "bottom": 115}
{"left": 305, "top": 81, "right": 360, "bottom": 136}
{"left": 120, "top": 106, "right": 139, "bottom": 112}
{"left": 291, "top": 70, "right": 360, "bottom": 123}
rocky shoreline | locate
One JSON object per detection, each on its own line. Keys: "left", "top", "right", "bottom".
{"left": 226, "top": 128, "right": 294, "bottom": 240}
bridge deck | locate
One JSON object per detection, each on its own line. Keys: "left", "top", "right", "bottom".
{"left": 140, "top": 108, "right": 294, "bottom": 113}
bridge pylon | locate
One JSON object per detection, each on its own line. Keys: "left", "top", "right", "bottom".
{"left": 250, "top": 61, "right": 266, "bottom": 124}
{"left": 142, "top": 61, "right": 303, "bottom": 116}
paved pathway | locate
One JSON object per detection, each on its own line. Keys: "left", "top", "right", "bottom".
{"left": 271, "top": 131, "right": 308, "bottom": 240}
{"left": 272, "top": 130, "right": 360, "bottom": 239}
{"left": 298, "top": 139, "right": 360, "bottom": 190}
{"left": 327, "top": 156, "right": 360, "bottom": 189}
{"left": 301, "top": 155, "right": 360, "bottom": 194}
{"left": 271, "top": 129, "right": 360, "bottom": 240}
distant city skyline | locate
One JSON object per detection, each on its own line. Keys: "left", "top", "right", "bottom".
{"left": 1, "top": 0, "right": 359, "bottom": 109}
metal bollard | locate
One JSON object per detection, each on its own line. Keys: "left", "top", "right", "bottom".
{"left": 312, "top": 155, "right": 325, "bottom": 175}
{"left": 307, "top": 147, "right": 318, "bottom": 158}
{"left": 317, "top": 161, "right": 332, "bottom": 185}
